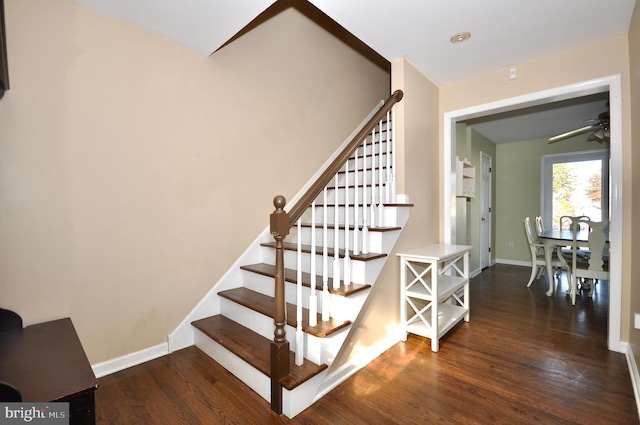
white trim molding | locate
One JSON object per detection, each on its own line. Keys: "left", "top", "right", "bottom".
{"left": 444, "top": 75, "right": 623, "bottom": 353}
{"left": 92, "top": 342, "right": 168, "bottom": 378}
{"left": 624, "top": 343, "right": 640, "bottom": 418}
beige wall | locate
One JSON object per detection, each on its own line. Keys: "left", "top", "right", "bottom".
{"left": 0, "top": 0, "right": 390, "bottom": 363}
{"left": 628, "top": 2, "right": 640, "bottom": 364}
{"left": 440, "top": 36, "right": 632, "bottom": 341}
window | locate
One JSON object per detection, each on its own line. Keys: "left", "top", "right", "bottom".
{"left": 541, "top": 150, "right": 609, "bottom": 230}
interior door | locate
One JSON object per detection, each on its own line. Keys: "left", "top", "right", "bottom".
{"left": 480, "top": 152, "right": 492, "bottom": 269}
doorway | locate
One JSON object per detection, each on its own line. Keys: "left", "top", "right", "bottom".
{"left": 479, "top": 152, "right": 492, "bottom": 270}
{"left": 443, "top": 75, "right": 623, "bottom": 352}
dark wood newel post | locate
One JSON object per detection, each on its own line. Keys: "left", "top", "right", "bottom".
{"left": 269, "top": 195, "right": 290, "bottom": 414}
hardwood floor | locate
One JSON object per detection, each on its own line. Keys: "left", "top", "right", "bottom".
{"left": 95, "top": 264, "right": 639, "bottom": 424}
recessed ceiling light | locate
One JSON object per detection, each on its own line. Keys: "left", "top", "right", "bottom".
{"left": 450, "top": 32, "right": 471, "bottom": 44}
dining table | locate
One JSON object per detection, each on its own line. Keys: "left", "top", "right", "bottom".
{"left": 537, "top": 229, "right": 609, "bottom": 296}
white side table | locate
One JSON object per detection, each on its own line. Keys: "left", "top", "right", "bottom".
{"left": 398, "top": 244, "right": 471, "bottom": 352}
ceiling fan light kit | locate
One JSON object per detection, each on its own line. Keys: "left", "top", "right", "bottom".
{"left": 548, "top": 103, "right": 610, "bottom": 144}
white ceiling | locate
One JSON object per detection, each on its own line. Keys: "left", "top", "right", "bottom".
{"left": 465, "top": 92, "right": 611, "bottom": 143}
{"left": 70, "top": 0, "right": 636, "bottom": 142}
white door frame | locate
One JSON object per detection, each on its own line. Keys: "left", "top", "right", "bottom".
{"left": 479, "top": 151, "right": 492, "bottom": 270}
{"left": 443, "top": 75, "right": 623, "bottom": 353}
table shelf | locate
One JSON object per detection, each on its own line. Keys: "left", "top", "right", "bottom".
{"left": 398, "top": 244, "right": 471, "bottom": 352}
{"left": 405, "top": 303, "right": 468, "bottom": 339}
{"left": 405, "top": 274, "right": 467, "bottom": 302}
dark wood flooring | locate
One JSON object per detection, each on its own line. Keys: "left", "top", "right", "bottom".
{"left": 95, "top": 264, "right": 639, "bottom": 424}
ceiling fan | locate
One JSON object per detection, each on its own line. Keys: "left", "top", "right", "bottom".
{"left": 548, "top": 102, "right": 610, "bottom": 144}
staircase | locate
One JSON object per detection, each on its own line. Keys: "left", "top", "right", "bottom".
{"left": 168, "top": 91, "right": 409, "bottom": 418}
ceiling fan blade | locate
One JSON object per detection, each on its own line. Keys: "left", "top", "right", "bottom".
{"left": 548, "top": 124, "right": 597, "bottom": 143}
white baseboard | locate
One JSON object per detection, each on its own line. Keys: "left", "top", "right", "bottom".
{"left": 625, "top": 343, "right": 640, "bottom": 418}
{"left": 92, "top": 342, "right": 168, "bottom": 378}
{"left": 495, "top": 258, "right": 530, "bottom": 267}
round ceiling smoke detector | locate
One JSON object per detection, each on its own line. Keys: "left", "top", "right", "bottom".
{"left": 450, "top": 32, "right": 471, "bottom": 44}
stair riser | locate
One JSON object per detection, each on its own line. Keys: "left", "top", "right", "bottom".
{"left": 321, "top": 291, "right": 368, "bottom": 322}
{"left": 272, "top": 250, "right": 379, "bottom": 286}
{"left": 297, "top": 251, "right": 385, "bottom": 285}
{"left": 240, "top": 271, "right": 369, "bottom": 322}
{"left": 382, "top": 205, "right": 411, "bottom": 228}
{"left": 316, "top": 186, "right": 393, "bottom": 206}
{"left": 218, "top": 298, "right": 348, "bottom": 364}
{"left": 333, "top": 163, "right": 391, "bottom": 186}
{"left": 273, "top": 219, "right": 401, "bottom": 256}
{"left": 306, "top": 326, "right": 350, "bottom": 365}
{"left": 298, "top": 206, "right": 397, "bottom": 228}
{"left": 194, "top": 329, "right": 271, "bottom": 402}
{"left": 292, "top": 224, "right": 399, "bottom": 250}
{"left": 297, "top": 203, "right": 406, "bottom": 232}
{"left": 219, "top": 299, "right": 278, "bottom": 346}
{"left": 282, "top": 370, "right": 327, "bottom": 418}
{"left": 353, "top": 137, "right": 391, "bottom": 156}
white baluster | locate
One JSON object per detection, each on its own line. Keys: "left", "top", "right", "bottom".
{"left": 377, "top": 119, "right": 384, "bottom": 226}
{"left": 309, "top": 201, "right": 317, "bottom": 327}
{"left": 343, "top": 160, "right": 351, "bottom": 287}
{"left": 385, "top": 110, "right": 391, "bottom": 204}
{"left": 352, "top": 146, "right": 360, "bottom": 256}
{"left": 369, "top": 128, "right": 377, "bottom": 228}
{"left": 391, "top": 105, "right": 397, "bottom": 203}
{"left": 332, "top": 174, "right": 341, "bottom": 289}
{"left": 322, "top": 187, "right": 329, "bottom": 322}
{"left": 362, "top": 133, "right": 372, "bottom": 255}
{"left": 295, "top": 219, "right": 303, "bottom": 366}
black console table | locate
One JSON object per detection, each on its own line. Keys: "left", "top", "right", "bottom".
{"left": 0, "top": 318, "right": 98, "bottom": 425}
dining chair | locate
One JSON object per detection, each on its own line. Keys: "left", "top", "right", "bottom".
{"left": 524, "top": 217, "right": 565, "bottom": 287}
{"left": 535, "top": 216, "right": 562, "bottom": 278}
{"left": 535, "top": 216, "right": 544, "bottom": 235}
{"left": 566, "top": 219, "right": 609, "bottom": 305}
{"left": 559, "top": 215, "right": 590, "bottom": 231}
{"left": 558, "top": 215, "right": 591, "bottom": 262}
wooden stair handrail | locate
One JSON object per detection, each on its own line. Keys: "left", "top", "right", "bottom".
{"left": 286, "top": 90, "right": 403, "bottom": 228}
{"left": 268, "top": 89, "right": 403, "bottom": 414}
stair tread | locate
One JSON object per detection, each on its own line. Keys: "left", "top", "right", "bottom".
{"left": 260, "top": 242, "right": 387, "bottom": 261}
{"left": 192, "top": 315, "right": 327, "bottom": 390}
{"left": 218, "top": 287, "right": 352, "bottom": 338}
{"left": 337, "top": 165, "right": 391, "bottom": 175}
{"left": 300, "top": 223, "right": 401, "bottom": 232}
{"left": 240, "top": 263, "right": 371, "bottom": 297}
{"left": 309, "top": 203, "right": 415, "bottom": 208}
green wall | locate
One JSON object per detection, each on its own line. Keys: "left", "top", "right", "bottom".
{"left": 457, "top": 126, "right": 602, "bottom": 270}
{"left": 495, "top": 135, "right": 602, "bottom": 263}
